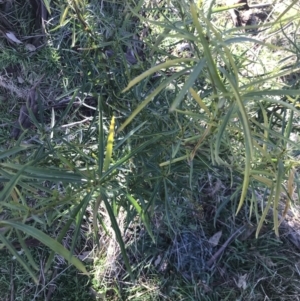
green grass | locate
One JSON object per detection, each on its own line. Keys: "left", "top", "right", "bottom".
{"left": 0, "top": 249, "right": 93, "bottom": 301}
{"left": 0, "top": 0, "right": 300, "bottom": 300}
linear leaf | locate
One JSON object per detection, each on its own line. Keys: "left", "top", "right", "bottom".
{"left": 70, "top": 192, "right": 93, "bottom": 256}
{"left": 0, "top": 163, "right": 83, "bottom": 182}
{"left": 45, "top": 195, "right": 92, "bottom": 272}
{"left": 126, "top": 194, "right": 154, "bottom": 242}
{"left": 16, "top": 230, "right": 39, "bottom": 271}
{"left": 0, "top": 221, "right": 88, "bottom": 274}
{"left": 273, "top": 160, "right": 285, "bottom": 237}
{"left": 0, "top": 165, "right": 27, "bottom": 203}
{"left": 102, "top": 195, "right": 133, "bottom": 280}
{"left": 103, "top": 116, "right": 115, "bottom": 172}
{"left": 42, "top": 0, "right": 51, "bottom": 14}
{"left": 122, "top": 58, "right": 197, "bottom": 93}
{"left": 98, "top": 96, "right": 104, "bottom": 177}
{"left": 189, "top": 87, "right": 211, "bottom": 117}
{"left": 256, "top": 187, "right": 274, "bottom": 238}
{"left": 114, "top": 121, "right": 147, "bottom": 150}
{"left": 190, "top": 3, "right": 227, "bottom": 93}
{"left": 0, "top": 233, "right": 39, "bottom": 284}
{"left": 0, "top": 146, "right": 32, "bottom": 159}
{"left": 100, "top": 136, "right": 162, "bottom": 181}
{"left": 118, "top": 69, "right": 189, "bottom": 132}
{"left": 170, "top": 59, "right": 206, "bottom": 111}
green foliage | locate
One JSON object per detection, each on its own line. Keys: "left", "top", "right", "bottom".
{"left": 121, "top": 1, "right": 300, "bottom": 236}
{"left": 1, "top": 0, "right": 300, "bottom": 300}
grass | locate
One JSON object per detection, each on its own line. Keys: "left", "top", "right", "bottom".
{"left": 0, "top": 0, "right": 300, "bottom": 300}
{"left": 0, "top": 249, "right": 93, "bottom": 301}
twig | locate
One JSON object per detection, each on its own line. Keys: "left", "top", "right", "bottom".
{"left": 60, "top": 117, "right": 92, "bottom": 128}
{"left": 45, "top": 269, "right": 58, "bottom": 301}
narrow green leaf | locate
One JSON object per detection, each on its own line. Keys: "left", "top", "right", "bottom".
{"left": 224, "top": 37, "right": 279, "bottom": 50}
{"left": 0, "top": 164, "right": 27, "bottom": 203}
{"left": 236, "top": 109, "right": 252, "bottom": 214}
{"left": 220, "top": 75, "right": 253, "bottom": 214}
{"left": 0, "top": 221, "right": 88, "bottom": 275}
{"left": 159, "top": 155, "right": 189, "bottom": 167}
{"left": 45, "top": 196, "right": 91, "bottom": 272}
{"left": 273, "top": 160, "right": 285, "bottom": 237}
{"left": 0, "top": 146, "right": 32, "bottom": 159}
{"left": 42, "top": 0, "right": 51, "bottom": 14}
{"left": 284, "top": 100, "right": 294, "bottom": 142}
{"left": 189, "top": 87, "right": 211, "bottom": 117}
{"left": 205, "top": 21, "right": 239, "bottom": 83}
{"left": 273, "top": 0, "right": 299, "bottom": 23}
{"left": 214, "top": 104, "right": 236, "bottom": 164}
{"left": 70, "top": 192, "right": 93, "bottom": 256}
{"left": 60, "top": 5, "right": 69, "bottom": 26}
{"left": 190, "top": 3, "right": 227, "bottom": 94}
{"left": 56, "top": 153, "right": 77, "bottom": 172}
{"left": 102, "top": 195, "right": 133, "bottom": 280}
{"left": 100, "top": 136, "right": 162, "bottom": 181}
{"left": 114, "top": 121, "right": 147, "bottom": 150}
{"left": 118, "top": 69, "right": 189, "bottom": 132}
{"left": 54, "top": 91, "right": 78, "bottom": 127}
{"left": 251, "top": 118, "right": 299, "bottom": 149}
{"left": 0, "top": 163, "right": 83, "bottom": 182}
{"left": 0, "top": 233, "right": 39, "bottom": 284}
{"left": 245, "top": 89, "right": 300, "bottom": 97}
{"left": 150, "top": 28, "right": 172, "bottom": 56}
{"left": 163, "top": 179, "right": 175, "bottom": 233}
{"left": 93, "top": 196, "right": 101, "bottom": 248}
{"left": 251, "top": 175, "right": 273, "bottom": 187}
{"left": 144, "top": 180, "right": 161, "bottom": 214}
{"left": 256, "top": 187, "right": 274, "bottom": 238}
{"left": 126, "top": 194, "right": 155, "bottom": 242}
{"left": 98, "top": 96, "right": 104, "bottom": 177}
{"left": 122, "top": 58, "right": 197, "bottom": 93}
{"left": 170, "top": 59, "right": 206, "bottom": 111}
{"left": 16, "top": 230, "right": 39, "bottom": 271}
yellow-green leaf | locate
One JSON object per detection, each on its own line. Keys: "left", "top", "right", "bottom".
{"left": 103, "top": 115, "right": 115, "bottom": 171}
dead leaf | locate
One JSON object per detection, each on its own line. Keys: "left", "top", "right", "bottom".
{"left": 17, "top": 76, "right": 24, "bottom": 84}
{"left": 154, "top": 254, "right": 162, "bottom": 267}
{"left": 11, "top": 75, "right": 44, "bottom": 139}
{"left": 25, "top": 43, "right": 36, "bottom": 52}
{"left": 208, "top": 230, "right": 222, "bottom": 247}
{"left": 256, "top": 253, "right": 277, "bottom": 267}
{"left": 264, "top": 257, "right": 276, "bottom": 267}
{"left": 77, "top": 251, "right": 93, "bottom": 262}
{"left": 239, "top": 224, "right": 255, "bottom": 241}
{"left": 198, "top": 280, "right": 212, "bottom": 293}
{"left": 155, "top": 255, "right": 168, "bottom": 272}
{"left": 6, "top": 32, "right": 22, "bottom": 44}
{"left": 236, "top": 273, "right": 247, "bottom": 290}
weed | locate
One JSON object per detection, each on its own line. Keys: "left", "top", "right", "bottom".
{"left": 0, "top": 0, "right": 300, "bottom": 300}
